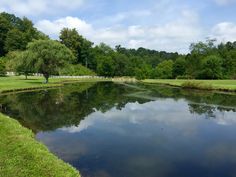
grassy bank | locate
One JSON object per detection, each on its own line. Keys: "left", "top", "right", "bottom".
{"left": 142, "top": 79, "right": 236, "bottom": 92}
{"left": 0, "top": 76, "right": 110, "bottom": 94}
{"left": 0, "top": 113, "right": 80, "bottom": 177}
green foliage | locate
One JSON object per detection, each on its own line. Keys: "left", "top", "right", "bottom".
{"left": 173, "top": 57, "right": 186, "bottom": 78}
{"left": 4, "top": 29, "right": 27, "bottom": 52}
{"left": 154, "top": 60, "right": 174, "bottom": 79}
{"left": 59, "top": 28, "right": 94, "bottom": 67}
{"left": 197, "top": 55, "right": 223, "bottom": 79}
{"left": 135, "top": 65, "right": 152, "bottom": 80}
{"left": 0, "top": 57, "right": 6, "bottom": 76}
{"left": 96, "top": 56, "right": 115, "bottom": 77}
{"left": 0, "top": 12, "right": 48, "bottom": 56}
{"left": 23, "top": 40, "right": 75, "bottom": 83}
{"left": 59, "top": 64, "right": 96, "bottom": 76}
{"left": 6, "top": 51, "right": 35, "bottom": 79}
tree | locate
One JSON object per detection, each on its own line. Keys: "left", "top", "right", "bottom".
{"left": 23, "top": 40, "right": 75, "bottom": 83}
{"left": 198, "top": 55, "right": 223, "bottom": 79}
{"left": 6, "top": 51, "right": 35, "bottom": 79}
{"left": 96, "top": 56, "right": 115, "bottom": 77}
{"left": 135, "top": 65, "right": 152, "bottom": 80}
{"left": 59, "top": 28, "right": 80, "bottom": 59}
{"left": 0, "top": 16, "right": 11, "bottom": 56}
{"left": 59, "top": 28, "right": 94, "bottom": 66}
{"left": 0, "top": 57, "right": 6, "bottom": 76}
{"left": 154, "top": 60, "right": 174, "bottom": 79}
{"left": 4, "top": 29, "right": 27, "bottom": 52}
{"left": 173, "top": 57, "right": 186, "bottom": 78}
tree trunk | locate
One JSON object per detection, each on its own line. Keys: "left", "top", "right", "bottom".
{"left": 43, "top": 73, "right": 49, "bottom": 84}
{"left": 25, "top": 74, "right": 28, "bottom": 80}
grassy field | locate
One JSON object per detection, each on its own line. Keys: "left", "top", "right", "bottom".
{"left": 0, "top": 113, "right": 80, "bottom": 177}
{"left": 0, "top": 76, "right": 110, "bottom": 93}
{"left": 142, "top": 79, "right": 236, "bottom": 92}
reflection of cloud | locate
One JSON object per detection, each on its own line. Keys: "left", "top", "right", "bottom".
{"left": 60, "top": 99, "right": 236, "bottom": 134}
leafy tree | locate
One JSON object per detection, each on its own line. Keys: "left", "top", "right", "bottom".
{"left": 4, "top": 29, "right": 27, "bottom": 52}
{"left": 23, "top": 40, "right": 75, "bottom": 83}
{"left": 0, "top": 16, "right": 11, "bottom": 56}
{"left": 59, "top": 28, "right": 94, "bottom": 67}
{"left": 0, "top": 57, "right": 6, "bottom": 76}
{"left": 59, "top": 28, "right": 80, "bottom": 59}
{"left": 173, "top": 57, "right": 186, "bottom": 78}
{"left": 198, "top": 55, "right": 223, "bottom": 79}
{"left": 135, "top": 65, "right": 152, "bottom": 80}
{"left": 0, "top": 12, "right": 48, "bottom": 56}
{"left": 154, "top": 60, "right": 174, "bottom": 79}
{"left": 6, "top": 51, "right": 35, "bottom": 79}
{"left": 96, "top": 56, "right": 115, "bottom": 77}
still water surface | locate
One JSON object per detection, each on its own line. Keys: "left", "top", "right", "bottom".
{"left": 0, "top": 82, "right": 236, "bottom": 177}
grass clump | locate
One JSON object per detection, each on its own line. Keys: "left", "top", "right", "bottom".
{"left": 0, "top": 113, "right": 80, "bottom": 177}
{"left": 181, "top": 81, "right": 213, "bottom": 90}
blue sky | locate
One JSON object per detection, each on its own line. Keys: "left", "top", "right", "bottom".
{"left": 1, "top": 0, "right": 236, "bottom": 53}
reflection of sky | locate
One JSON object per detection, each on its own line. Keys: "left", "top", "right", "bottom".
{"left": 37, "top": 99, "right": 236, "bottom": 177}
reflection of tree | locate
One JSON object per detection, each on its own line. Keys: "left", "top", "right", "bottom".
{"left": 188, "top": 104, "right": 217, "bottom": 119}
{"left": 1, "top": 83, "right": 235, "bottom": 133}
{"left": 142, "top": 83, "right": 236, "bottom": 113}
{"left": 0, "top": 82, "right": 147, "bottom": 133}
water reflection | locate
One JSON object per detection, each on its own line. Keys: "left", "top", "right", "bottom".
{"left": 0, "top": 82, "right": 236, "bottom": 177}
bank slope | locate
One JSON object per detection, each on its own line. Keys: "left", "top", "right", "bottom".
{"left": 0, "top": 113, "right": 80, "bottom": 177}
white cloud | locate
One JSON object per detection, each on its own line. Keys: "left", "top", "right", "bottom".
{"left": 211, "top": 22, "right": 236, "bottom": 42}
{"left": 35, "top": 9, "right": 202, "bottom": 53}
{"left": 0, "top": 0, "right": 84, "bottom": 16}
{"left": 36, "top": 16, "right": 93, "bottom": 37}
{"left": 214, "top": 0, "right": 236, "bottom": 5}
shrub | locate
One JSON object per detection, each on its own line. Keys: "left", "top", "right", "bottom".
{"left": 60, "top": 64, "right": 96, "bottom": 76}
{"left": 182, "top": 81, "right": 213, "bottom": 90}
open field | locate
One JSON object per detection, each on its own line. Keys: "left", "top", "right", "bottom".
{"left": 142, "top": 79, "right": 236, "bottom": 92}
{"left": 0, "top": 113, "right": 80, "bottom": 177}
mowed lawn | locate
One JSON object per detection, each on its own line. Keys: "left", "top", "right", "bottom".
{"left": 0, "top": 76, "right": 108, "bottom": 93}
{"left": 143, "top": 79, "right": 236, "bottom": 91}
{"left": 0, "top": 76, "right": 63, "bottom": 92}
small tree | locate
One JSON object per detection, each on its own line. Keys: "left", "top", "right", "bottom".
{"left": 25, "top": 40, "right": 75, "bottom": 83}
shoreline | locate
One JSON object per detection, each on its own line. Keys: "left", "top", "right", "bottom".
{"left": 141, "top": 79, "right": 236, "bottom": 93}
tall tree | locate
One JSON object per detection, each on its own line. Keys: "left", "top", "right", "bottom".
{"left": 23, "top": 40, "right": 75, "bottom": 83}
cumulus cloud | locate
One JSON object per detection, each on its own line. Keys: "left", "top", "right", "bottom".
{"left": 35, "top": 9, "right": 202, "bottom": 53}
{"left": 36, "top": 16, "right": 93, "bottom": 37}
{"left": 211, "top": 22, "right": 236, "bottom": 42}
{"left": 0, "top": 0, "right": 84, "bottom": 16}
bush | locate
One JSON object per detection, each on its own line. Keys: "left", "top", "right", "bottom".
{"left": 182, "top": 81, "right": 213, "bottom": 90}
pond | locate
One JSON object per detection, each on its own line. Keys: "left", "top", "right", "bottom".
{"left": 0, "top": 82, "right": 236, "bottom": 177}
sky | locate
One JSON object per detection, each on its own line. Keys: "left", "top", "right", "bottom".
{"left": 0, "top": 0, "right": 236, "bottom": 53}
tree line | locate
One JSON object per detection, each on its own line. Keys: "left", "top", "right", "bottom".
{"left": 0, "top": 12, "right": 235, "bottom": 82}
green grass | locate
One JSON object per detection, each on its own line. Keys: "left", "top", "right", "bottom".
{"left": 0, "top": 113, "right": 80, "bottom": 177}
{"left": 142, "top": 79, "right": 236, "bottom": 92}
{"left": 0, "top": 76, "right": 110, "bottom": 93}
